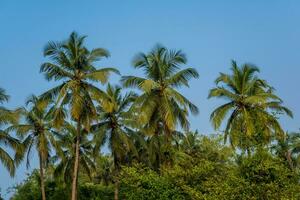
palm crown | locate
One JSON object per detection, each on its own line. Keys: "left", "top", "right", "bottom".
{"left": 40, "top": 31, "right": 119, "bottom": 128}
{"left": 0, "top": 88, "right": 9, "bottom": 103}
{"left": 52, "top": 122, "right": 96, "bottom": 183}
{"left": 209, "top": 61, "right": 293, "bottom": 149}
{"left": 0, "top": 88, "right": 21, "bottom": 176}
{"left": 91, "top": 84, "right": 137, "bottom": 199}
{"left": 92, "top": 84, "right": 137, "bottom": 169}
{"left": 8, "top": 95, "right": 56, "bottom": 167}
{"left": 121, "top": 45, "right": 199, "bottom": 135}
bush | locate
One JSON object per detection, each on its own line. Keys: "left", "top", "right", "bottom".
{"left": 119, "top": 166, "right": 186, "bottom": 200}
{"left": 79, "top": 183, "right": 114, "bottom": 200}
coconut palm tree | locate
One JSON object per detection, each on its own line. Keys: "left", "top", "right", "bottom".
{"left": 121, "top": 129, "right": 151, "bottom": 168}
{"left": 180, "top": 130, "right": 201, "bottom": 156}
{"left": 7, "top": 95, "right": 59, "bottom": 200}
{"left": 129, "top": 129, "right": 186, "bottom": 171}
{"left": 92, "top": 155, "right": 114, "bottom": 186}
{"left": 0, "top": 87, "right": 21, "bottom": 176}
{"left": 91, "top": 84, "right": 137, "bottom": 200}
{"left": 209, "top": 61, "right": 292, "bottom": 153}
{"left": 272, "top": 132, "right": 300, "bottom": 169}
{"left": 40, "top": 32, "right": 119, "bottom": 200}
{"left": 121, "top": 45, "right": 199, "bottom": 138}
{"left": 51, "top": 122, "right": 96, "bottom": 185}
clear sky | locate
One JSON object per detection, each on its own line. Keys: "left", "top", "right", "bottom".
{"left": 0, "top": 0, "right": 300, "bottom": 198}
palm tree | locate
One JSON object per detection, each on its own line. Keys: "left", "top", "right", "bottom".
{"left": 91, "top": 84, "right": 137, "bottom": 200}
{"left": 209, "top": 61, "right": 293, "bottom": 153}
{"left": 272, "top": 132, "right": 300, "bottom": 169}
{"left": 40, "top": 32, "right": 119, "bottom": 200}
{"left": 0, "top": 87, "right": 21, "bottom": 176}
{"left": 7, "top": 95, "right": 58, "bottom": 200}
{"left": 52, "top": 122, "right": 96, "bottom": 185}
{"left": 121, "top": 45, "right": 199, "bottom": 138}
{"left": 92, "top": 155, "right": 114, "bottom": 186}
{"left": 129, "top": 129, "right": 187, "bottom": 171}
{"left": 121, "top": 45, "right": 198, "bottom": 172}
{"left": 180, "top": 130, "right": 201, "bottom": 156}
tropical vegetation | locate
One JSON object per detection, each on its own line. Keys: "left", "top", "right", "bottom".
{"left": 0, "top": 32, "right": 299, "bottom": 200}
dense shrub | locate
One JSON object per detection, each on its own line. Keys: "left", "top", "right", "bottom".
{"left": 119, "top": 166, "right": 186, "bottom": 200}
{"left": 11, "top": 172, "right": 114, "bottom": 200}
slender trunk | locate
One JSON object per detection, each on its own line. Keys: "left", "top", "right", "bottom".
{"left": 112, "top": 126, "right": 120, "bottom": 200}
{"left": 246, "top": 147, "right": 252, "bottom": 157}
{"left": 163, "top": 123, "right": 172, "bottom": 168}
{"left": 155, "top": 132, "right": 162, "bottom": 174}
{"left": 162, "top": 120, "right": 171, "bottom": 141}
{"left": 39, "top": 152, "right": 46, "bottom": 200}
{"left": 286, "top": 151, "right": 294, "bottom": 169}
{"left": 114, "top": 179, "right": 119, "bottom": 200}
{"left": 71, "top": 121, "right": 81, "bottom": 200}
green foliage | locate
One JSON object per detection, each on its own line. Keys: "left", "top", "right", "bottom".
{"left": 78, "top": 184, "right": 114, "bottom": 200}
{"left": 117, "top": 137, "right": 300, "bottom": 200}
{"left": 11, "top": 135, "right": 300, "bottom": 200}
{"left": 236, "top": 150, "right": 300, "bottom": 200}
{"left": 11, "top": 171, "right": 114, "bottom": 200}
{"left": 12, "top": 171, "right": 42, "bottom": 200}
{"left": 119, "top": 166, "right": 185, "bottom": 200}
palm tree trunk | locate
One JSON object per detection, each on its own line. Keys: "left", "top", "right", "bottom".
{"left": 114, "top": 179, "right": 119, "bottom": 200}
{"left": 38, "top": 152, "right": 46, "bottom": 200}
{"left": 246, "top": 147, "right": 252, "bottom": 157}
{"left": 111, "top": 127, "right": 120, "bottom": 200}
{"left": 71, "top": 121, "right": 81, "bottom": 200}
{"left": 163, "top": 126, "right": 173, "bottom": 168}
{"left": 113, "top": 158, "right": 120, "bottom": 200}
{"left": 286, "top": 151, "right": 294, "bottom": 169}
{"left": 155, "top": 133, "right": 162, "bottom": 174}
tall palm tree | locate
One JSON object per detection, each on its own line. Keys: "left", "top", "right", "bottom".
{"left": 0, "top": 87, "right": 21, "bottom": 176}
{"left": 40, "top": 32, "right": 119, "bottom": 200}
{"left": 209, "top": 61, "right": 292, "bottom": 153}
{"left": 7, "top": 95, "right": 58, "bottom": 200}
{"left": 91, "top": 84, "right": 137, "bottom": 200}
{"left": 121, "top": 45, "right": 199, "bottom": 138}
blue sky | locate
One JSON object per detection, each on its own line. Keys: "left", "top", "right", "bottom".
{"left": 0, "top": 0, "right": 300, "bottom": 198}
